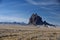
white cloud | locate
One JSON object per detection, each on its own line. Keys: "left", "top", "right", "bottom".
{"left": 26, "top": 0, "right": 59, "bottom": 5}
{"left": 0, "top": 16, "right": 29, "bottom": 23}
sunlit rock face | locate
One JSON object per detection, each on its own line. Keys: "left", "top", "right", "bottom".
{"left": 29, "top": 13, "right": 43, "bottom": 25}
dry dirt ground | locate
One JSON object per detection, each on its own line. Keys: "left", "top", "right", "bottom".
{"left": 0, "top": 24, "right": 60, "bottom": 40}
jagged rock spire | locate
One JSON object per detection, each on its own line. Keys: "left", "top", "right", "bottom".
{"left": 29, "top": 13, "right": 43, "bottom": 25}
{"left": 29, "top": 13, "right": 55, "bottom": 26}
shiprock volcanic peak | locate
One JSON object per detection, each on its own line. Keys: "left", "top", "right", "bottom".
{"left": 29, "top": 13, "right": 55, "bottom": 26}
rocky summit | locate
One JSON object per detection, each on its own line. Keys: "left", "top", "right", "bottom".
{"left": 29, "top": 13, "right": 55, "bottom": 26}
{"left": 29, "top": 13, "right": 43, "bottom": 25}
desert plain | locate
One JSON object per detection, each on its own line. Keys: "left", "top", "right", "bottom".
{"left": 0, "top": 24, "right": 60, "bottom": 40}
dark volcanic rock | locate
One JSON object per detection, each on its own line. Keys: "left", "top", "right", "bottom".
{"left": 29, "top": 13, "right": 55, "bottom": 26}
{"left": 43, "top": 21, "right": 55, "bottom": 26}
{"left": 29, "top": 13, "right": 43, "bottom": 25}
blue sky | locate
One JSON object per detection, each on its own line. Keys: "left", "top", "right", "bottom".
{"left": 0, "top": 0, "right": 60, "bottom": 25}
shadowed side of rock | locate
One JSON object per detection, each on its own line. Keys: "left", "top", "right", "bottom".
{"left": 28, "top": 13, "right": 55, "bottom": 26}
{"left": 29, "top": 13, "right": 43, "bottom": 25}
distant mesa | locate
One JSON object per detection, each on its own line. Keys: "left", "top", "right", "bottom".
{"left": 29, "top": 13, "right": 55, "bottom": 26}
{"left": 0, "top": 22, "right": 20, "bottom": 24}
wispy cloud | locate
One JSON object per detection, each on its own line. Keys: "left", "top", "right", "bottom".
{"left": 26, "top": 0, "right": 59, "bottom": 5}
{"left": 0, "top": 16, "right": 28, "bottom": 23}
{"left": 0, "top": 0, "right": 60, "bottom": 25}
{"left": 0, "top": 0, "right": 27, "bottom": 8}
{"left": 39, "top": 6, "right": 60, "bottom": 23}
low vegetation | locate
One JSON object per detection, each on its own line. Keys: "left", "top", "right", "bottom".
{"left": 0, "top": 24, "right": 60, "bottom": 40}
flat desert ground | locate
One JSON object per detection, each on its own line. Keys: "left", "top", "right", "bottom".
{"left": 0, "top": 24, "right": 60, "bottom": 40}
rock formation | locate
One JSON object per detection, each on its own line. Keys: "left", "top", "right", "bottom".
{"left": 29, "top": 13, "right": 55, "bottom": 26}
{"left": 29, "top": 13, "right": 43, "bottom": 25}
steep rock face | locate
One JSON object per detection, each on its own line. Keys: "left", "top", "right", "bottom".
{"left": 29, "top": 13, "right": 55, "bottom": 26}
{"left": 29, "top": 13, "right": 43, "bottom": 25}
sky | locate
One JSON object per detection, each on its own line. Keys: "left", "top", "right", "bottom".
{"left": 0, "top": 0, "right": 60, "bottom": 25}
